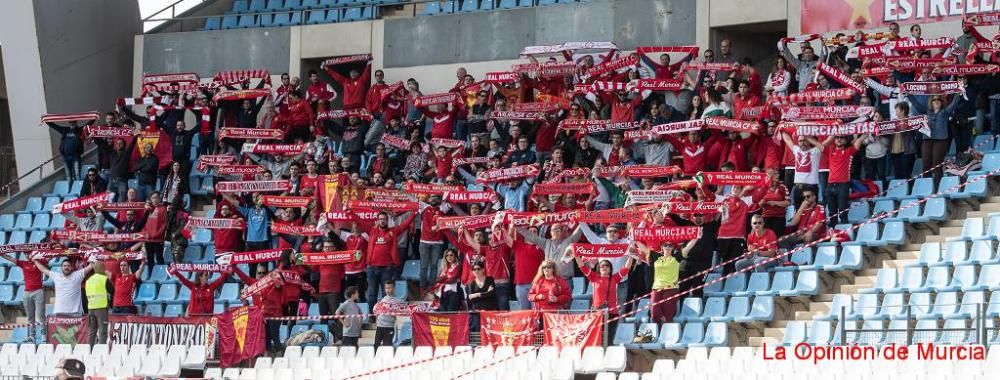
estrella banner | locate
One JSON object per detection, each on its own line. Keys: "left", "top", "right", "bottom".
{"left": 214, "top": 306, "right": 265, "bottom": 367}
{"left": 479, "top": 310, "right": 538, "bottom": 347}
{"left": 542, "top": 312, "right": 605, "bottom": 349}
{"left": 411, "top": 312, "right": 470, "bottom": 347}
{"left": 47, "top": 315, "right": 88, "bottom": 345}
{"left": 801, "top": 0, "right": 1000, "bottom": 34}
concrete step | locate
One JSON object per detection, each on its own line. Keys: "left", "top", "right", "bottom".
{"left": 749, "top": 336, "right": 779, "bottom": 347}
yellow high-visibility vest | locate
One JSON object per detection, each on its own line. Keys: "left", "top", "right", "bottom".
{"left": 85, "top": 273, "right": 109, "bottom": 309}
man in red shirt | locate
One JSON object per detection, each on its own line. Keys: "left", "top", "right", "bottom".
{"left": 818, "top": 135, "right": 865, "bottom": 225}
{"left": 782, "top": 188, "right": 828, "bottom": 249}
{"left": 664, "top": 130, "right": 709, "bottom": 176}
{"left": 735, "top": 215, "right": 779, "bottom": 272}
{"left": 753, "top": 168, "right": 791, "bottom": 236}
{"left": 212, "top": 204, "right": 245, "bottom": 255}
{"left": 506, "top": 223, "right": 545, "bottom": 311}
{"left": 281, "top": 90, "right": 315, "bottom": 143}
{"left": 143, "top": 192, "right": 168, "bottom": 276}
{"left": 417, "top": 99, "right": 461, "bottom": 139}
{"left": 324, "top": 61, "right": 372, "bottom": 110}
{"left": 110, "top": 260, "right": 144, "bottom": 315}
{"left": 315, "top": 240, "right": 346, "bottom": 334}
{"left": 173, "top": 267, "right": 229, "bottom": 316}
{"left": 365, "top": 70, "right": 388, "bottom": 117}
{"left": 233, "top": 265, "right": 285, "bottom": 352}
{"left": 306, "top": 70, "right": 337, "bottom": 109}
{"left": 0, "top": 253, "right": 47, "bottom": 342}
{"left": 608, "top": 90, "right": 645, "bottom": 123}
{"left": 339, "top": 223, "right": 369, "bottom": 303}
{"left": 717, "top": 186, "right": 752, "bottom": 274}
{"left": 361, "top": 210, "right": 416, "bottom": 307}
{"left": 732, "top": 80, "right": 762, "bottom": 121}
{"left": 418, "top": 196, "right": 448, "bottom": 289}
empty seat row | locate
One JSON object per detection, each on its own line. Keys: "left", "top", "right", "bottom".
{"left": 864, "top": 263, "right": 1000, "bottom": 295}
{"left": 823, "top": 291, "right": 1000, "bottom": 321}
{"left": 0, "top": 343, "right": 206, "bottom": 377}
{"left": 704, "top": 270, "right": 819, "bottom": 298}
{"left": 672, "top": 296, "right": 775, "bottom": 323}
{"left": 783, "top": 318, "right": 1000, "bottom": 347}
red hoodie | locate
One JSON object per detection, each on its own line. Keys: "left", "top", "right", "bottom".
{"left": 177, "top": 273, "right": 227, "bottom": 315}
{"left": 528, "top": 276, "right": 571, "bottom": 310}
{"left": 365, "top": 213, "right": 417, "bottom": 267}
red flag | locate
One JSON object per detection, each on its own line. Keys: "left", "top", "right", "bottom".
{"left": 411, "top": 312, "right": 471, "bottom": 347}
{"left": 480, "top": 310, "right": 538, "bottom": 347}
{"left": 47, "top": 315, "right": 89, "bottom": 344}
{"left": 542, "top": 311, "right": 605, "bottom": 348}
{"left": 216, "top": 306, "right": 266, "bottom": 368}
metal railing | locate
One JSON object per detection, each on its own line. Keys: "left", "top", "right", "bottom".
{"left": 837, "top": 303, "right": 996, "bottom": 346}
{"left": 142, "top": 0, "right": 218, "bottom": 32}
{"left": 0, "top": 155, "right": 60, "bottom": 200}
{"left": 141, "top": 0, "right": 540, "bottom": 33}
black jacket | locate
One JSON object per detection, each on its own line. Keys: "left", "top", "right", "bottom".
{"left": 108, "top": 138, "right": 138, "bottom": 180}
{"left": 79, "top": 177, "right": 108, "bottom": 197}
{"left": 47, "top": 122, "right": 90, "bottom": 157}
{"left": 134, "top": 154, "right": 159, "bottom": 185}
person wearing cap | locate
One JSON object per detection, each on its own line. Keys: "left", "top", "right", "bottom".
{"left": 635, "top": 239, "right": 685, "bottom": 325}
{"left": 55, "top": 358, "right": 86, "bottom": 380}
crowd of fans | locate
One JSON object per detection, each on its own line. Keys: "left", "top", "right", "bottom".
{"left": 14, "top": 19, "right": 1000, "bottom": 351}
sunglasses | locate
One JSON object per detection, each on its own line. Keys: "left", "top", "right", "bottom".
{"left": 473, "top": 267, "right": 483, "bottom": 271}
{"left": 752, "top": 222, "right": 763, "bottom": 225}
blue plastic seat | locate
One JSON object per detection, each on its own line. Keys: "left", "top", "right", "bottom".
{"left": 146, "top": 265, "right": 171, "bottom": 283}
{"left": 906, "top": 292, "right": 933, "bottom": 319}
{"left": 955, "top": 218, "right": 985, "bottom": 242}
{"left": 689, "top": 322, "right": 728, "bottom": 348}
{"left": 690, "top": 297, "right": 726, "bottom": 323}
{"left": 570, "top": 299, "right": 589, "bottom": 310}
{"left": 289, "top": 324, "right": 311, "bottom": 338}
{"left": 422, "top": 1, "right": 443, "bottom": 15}
{"left": 933, "top": 240, "right": 968, "bottom": 268}
{"left": 27, "top": 230, "right": 45, "bottom": 244}
{"left": 164, "top": 304, "right": 185, "bottom": 317}
{"left": 44, "top": 181, "right": 71, "bottom": 198}
{"left": 401, "top": 260, "right": 420, "bottom": 281}
{"left": 885, "top": 199, "right": 923, "bottom": 223}
{"left": 671, "top": 322, "right": 704, "bottom": 349}
{"left": 909, "top": 242, "right": 942, "bottom": 268}
{"left": 135, "top": 283, "right": 157, "bottom": 304}
{"left": 714, "top": 296, "right": 749, "bottom": 322}
{"left": 9, "top": 285, "right": 22, "bottom": 306}
{"left": 306, "top": 9, "right": 326, "bottom": 24}
{"left": 221, "top": 14, "right": 240, "bottom": 29}
{"left": 807, "top": 320, "right": 832, "bottom": 346}
{"left": 871, "top": 199, "right": 896, "bottom": 216}
{"left": 701, "top": 273, "right": 723, "bottom": 294}
{"left": 878, "top": 221, "right": 906, "bottom": 245}
{"left": 156, "top": 283, "right": 178, "bottom": 303}
{"left": 144, "top": 303, "right": 164, "bottom": 317}
{"left": 982, "top": 214, "right": 1000, "bottom": 241}
{"left": 170, "top": 286, "right": 191, "bottom": 305}
{"left": 498, "top": 0, "right": 520, "bottom": 9}
{"left": 47, "top": 214, "right": 66, "bottom": 231}
{"left": 393, "top": 320, "right": 412, "bottom": 347}
{"left": 214, "top": 302, "right": 227, "bottom": 314}
{"left": 674, "top": 298, "right": 703, "bottom": 323}
{"left": 13, "top": 214, "right": 32, "bottom": 231}
{"left": 733, "top": 272, "right": 769, "bottom": 297}
{"left": 42, "top": 197, "right": 61, "bottom": 213}
{"left": 656, "top": 323, "right": 682, "bottom": 349}
{"left": 459, "top": 0, "right": 479, "bottom": 12}
{"left": 756, "top": 271, "right": 794, "bottom": 296}
{"left": 301, "top": 0, "right": 321, "bottom": 8}
{"left": 859, "top": 269, "right": 896, "bottom": 296}
{"left": 937, "top": 176, "right": 961, "bottom": 199}
{"left": 958, "top": 175, "right": 989, "bottom": 198}
{"left": 233, "top": 0, "right": 251, "bottom": 12}
{"left": 907, "top": 178, "right": 935, "bottom": 199}
{"left": 988, "top": 292, "right": 1000, "bottom": 318}
{"left": 343, "top": 7, "right": 363, "bottom": 21}
{"left": 817, "top": 294, "right": 852, "bottom": 321}
{"left": 394, "top": 280, "right": 408, "bottom": 299}
{"left": 919, "top": 197, "right": 948, "bottom": 222}
{"left": 778, "top": 270, "right": 818, "bottom": 297}
{"left": 629, "top": 323, "right": 659, "bottom": 350}
{"left": 922, "top": 292, "right": 960, "bottom": 320}
{"left": 238, "top": 14, "right": 258, "bottom": 28}
{"left": 876, "top": 179, "right": 909, "bottom": 201}
{"left": 289, "top": 11, "right": 303, "bottom": 24}
{"left": 799, "top": 246, "right": 837, "bottom": 270}
{"left": 6, "top": 231, "right": 26, "bottom": 245}
{"left": 324, "top": 8, "right": 340, "bottom": 22}
{"left": 886, "top": 266, "right": 922, "bottom": 294}
{"left": 259, "top": 13, "right": 276, "bottom": 27}
{"left": 283, "top": 0, "right": 303, "bottom": 9}
{"left": 262, "top": 0, "right": 281, "bottom": 11}
{"left": 736, "top": 296, "right": 774, "bottom": 323}
{"left": 772, "top": 247, "right": 813, "bottom": 272}
{"left": 269, "top": 12, "right": 290, "bottom": 26}
{"left": 971, "top": 264, "right": 1000, "bottom": 292}
{"left": 968, "top": 241, "right": 995, "bottom": 265}
{"left": 0, "top": 214, "right": 14, "bottom": 231}
{"left": 0, "top": 284, "right": 14, "bottom": 304}
{"left": 825, "top": 245, "right": 862, "bottom": 271}
{"left": 846, "top": 201, "right": 870, "bottom": 224}
{"left": 782, "top": 321, "right": 807, "bottom": 346}
{"left": 704, "top": 272, "right": 746, "bottom": 297}
{"left": 974, "top": 134, "right": 999, "bottom": 152}
{"left": 193, "top": 229, "right": 212, "bottom": 244}
{"left": 613, "top": 322, "right": 637, "bottom": 346}
{"left": 538, "top": 0, "right": 558, "bottom": 5}
{"left": 203, "top": 17, "right": 222, "bottom": 30}
{"left": 625, "top": 298, "right": 649, "bottom": 323}
{"left": 968, "top": 153, "right": 1000, "bottom": 176}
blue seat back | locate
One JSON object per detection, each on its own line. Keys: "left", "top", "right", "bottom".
{"left": 813, "top": 246, "right": 838, "bottom": 266}
{"left": 943, "top": 241, "right": 968, "bottom": 264}
{"left": 918, "top": 243, "right": 941, "bottom": 265}
{"left": 725, "top": 296, "right": 750, "bottom": 318}
{"left": 612, "top": 322, "right": 636, "bottom": 345}
{"left": 702, "top": 297, "right": 727, "bottom": 318}
{"left": 769, "top": 272, "right": 795, "bottom": 292}
{"left": 899, "top": 266, "right": 924, "bottom": 289}
{"left": 910, "top": 178, "right": 935, "bottom": 198}
{"left": 748, "top": 296, "right": 774, "bottom": 319}
{"left": 722, "top": 273, "right": 747, "bottom": 293}
{"left": 679, "top": 322, "right": 705, "bottom": 344}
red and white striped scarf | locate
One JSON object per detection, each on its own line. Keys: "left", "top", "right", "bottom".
{"left": 41, "top": 111, "right": 100, "bottom": 124}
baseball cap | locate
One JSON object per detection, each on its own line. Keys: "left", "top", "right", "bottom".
{"left": 57, "top": 358, "right": 86, "bottom": 379}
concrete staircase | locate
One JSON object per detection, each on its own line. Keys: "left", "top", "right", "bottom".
{"left": 745, "top": 195, "right": 1000, "bottom": 347}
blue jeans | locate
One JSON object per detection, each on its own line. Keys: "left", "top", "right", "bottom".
{"left": 109, "top": 176, "right": 128, "bottom": 201}
{"left": 136, "top": 183, "right": 155, "bottom": 202}
{"left": 418, "top": 242, "right": 445, "bottom": 288}
{"left": 495, "top": 282, "right": 512, "bottom": 311}
{"left": 735, "top": 255, "right": 779, "bottom": 273}
{"left": 366, "top": 266, "right": 397, "bottom": 307}
{"left": 826, "top": 182, "right": 851, "bottom": 226}
{"left": 63, "top": 157, "right": 81, "bottom": 182}
{"left": 515, "top": 284, "right": 532, "bottom": 311}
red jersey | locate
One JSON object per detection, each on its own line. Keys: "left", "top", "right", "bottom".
{"left": 827, "top": 145, "right": 858, "bottom": 184}
{"left": 718, "top": 138, "right": 754, "bottom": 172}
{"left": 177, "top": 274, "right": 226, "bottom": 315}
{"left": 581, "top": 266, "right": 628, "bottom": 315}
{"left": 664, "top": 136, "right": 707, "bottom": 176}
{"left": 758, "top": 183, "right": 790, "bottom": 218}
{"left": 365, "top": 213, "right": 417, "bottom": 267}
{"left": 718, "top": 196, "right": 751, "bottom": 239}
{"left": 484, "top": 242, "right": 512, "bottom": 282}
{"left": 512, "top": 239, "right": 544, "bottom": 286}
{"left": 797, "top": 205, "right": 828, "bottom": 236}
{"left": 419, "top": 206, "right": 446, "bottom": 243}
{"left": 318, "top": 263, "right": 345, "bottom": 294}
{"left": 747, "top": 229, "right": 778, "bottom": 254}
{"left": 143, "top": 205, "right": 168, "bottom": 241}
{"left": 325, "top": 64, "right": 371, "bottom": 110}
{"left": 610, "top": 96, "right": 643, "bottom": 123}
{"left": 307, "top": 82, "right": 337, "bottom": 105}
{"left": 212, "top": 218, "right": 244, "bottom": 253}
{"left": 528, "top": 276, "right": 571, "bottom": 310}
{"left": 366, "top": 82, "right": 388, "bottom": 114}
{"left": 16, "top": 260, "right": 44, "bottom": 292}
{"left": 343, "top": 234, "right": 368, "bottom": 274}
{"left": 286, "top": 99, "right": 314, "bottom": 128}
{"left": 422, "top": 108, "right": 459, "bottom": 139}
{"left": 111, "top": 274, "right": 138, "bottom": 307}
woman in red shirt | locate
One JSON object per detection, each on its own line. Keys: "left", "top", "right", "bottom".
{"left": 527, "top": 260, "right": 571, "bottom": 311}
{"left": 572, "top": 248, "right": 634, "bottom": 342}
{"left": 434, "top": 249, "right": 464, "bottom": 312}
{"left": 173, "top": 266, "right": 230, "bottom": 315}
{"left": 212, "top": 204, "right": 245, "bottom": 254}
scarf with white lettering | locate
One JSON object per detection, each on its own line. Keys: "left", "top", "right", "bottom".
{"left": 214, "top": 180, "right": 292, "bottom": 193}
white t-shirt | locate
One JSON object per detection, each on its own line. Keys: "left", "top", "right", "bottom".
{"left": 50, "top": 270, "right": 86, "bottom": 315}
{"left": 792, "top": 145, "right": 821, "bottom": 185}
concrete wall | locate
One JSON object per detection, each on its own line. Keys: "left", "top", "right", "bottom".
{"left": 142, "top": 28, "right": 290, "bottom": 77}
{"left": 0, "top": 0, "right": 58, "bottom": 184}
